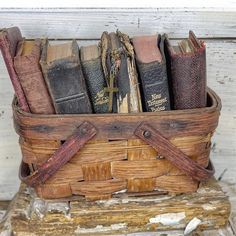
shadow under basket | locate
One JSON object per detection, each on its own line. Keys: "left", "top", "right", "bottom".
{"left": 13, "top": 88, "right": 221, "bottom": 201}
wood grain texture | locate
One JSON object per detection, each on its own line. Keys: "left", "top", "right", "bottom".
{"left": 11, "top": 87, "right": 219, "bottom": 199}
{"left": 12, "top": 88, "right": 220, "bottom": 141}
{"left": 0, "top": 178, "right": 230, "bottom": 235}
{"left": 0, "top": 9, "right": 236, "bottom": 39}
{"left": 19, "top": 121, "right": 97, "bottom": 187}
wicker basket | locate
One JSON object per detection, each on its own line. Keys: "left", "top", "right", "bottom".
{"left": 13, "top": 88, "right": 221, "bottom": 200}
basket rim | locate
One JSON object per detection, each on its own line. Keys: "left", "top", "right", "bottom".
{"left": 12, "top": 87, "right": 221, "bottom": 141}
{"left": 13, "top": 87, "right": 221, "bottom": 119}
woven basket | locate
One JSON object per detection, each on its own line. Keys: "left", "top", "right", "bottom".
{"left": 13, "top": 88, "right": 221, "bottom": 200}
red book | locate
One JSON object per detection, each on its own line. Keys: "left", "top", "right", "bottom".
{"left": 0, "top": 27, "right": 29, "bottom": 112}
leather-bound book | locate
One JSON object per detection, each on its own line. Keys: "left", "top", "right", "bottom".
{"left": 110, "top": 32, "right": 129, "bottom": 113}
{"left": 100, "top": 31, "right": 142, "bottom": 113}
{"left": 100, "top": 32, "right": 118, "bottom": 113}
{"left": 0, "top": 27, "right": 29, "bottom": 112}
{"left": 14, "top": 39, "right": 55, "bottom": 114}
{"left": 80, "top": 45, "right": 109, "bottom": 113}
{"left": 116, "top": 31, "right": 142, "bottom": 113}
{"left": 40, "top": 39, "right": 92, "bottom": 114}
{"left": 164, "top": 31, "right": 206, "bottom": 109}
{"left": 132, "top": 35, "right": 171, "bottom": 112}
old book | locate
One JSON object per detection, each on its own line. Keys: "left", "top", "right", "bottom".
{"left": 132, "top": 35, "right": 171, "bottom": 112}
{"left": 0, "top": 27, "right": 29, "bottom": 112}
{"left": 80, "top": 45, "right": 109, "bottom": 113}
{"left": 40, "top": 39, "right": 92, "bottom": 114}
{"left": 14, "top": 39, "right": 55, "bottom": 114}
{"left": 100, "top": 31, "right": 118, "bottom": 113}
{"left": 164, "top": 31, "right": 206, "bottom": 109}
{"left": 100, "top": 31, "right": 142, "bottom": 113}
{"left": 117, "top": 31, "right": 142, "bottom": 113}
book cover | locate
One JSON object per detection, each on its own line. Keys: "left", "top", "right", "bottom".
{"left": 0, "top": 27, "right": 29, "bottom": 111}
{"left": 100, "top": 31, "right": 142, "bottom": 113}
{"left": 164, "top": 31, "right": 206, "bottom": 109}
{"left": 40, "top": 39, "right": 92, "bottom": 114}
{"left": 14, "top": 39, "right": 55, "bottom": 114}
{"left": 80, "top": 44, "right": 109, "bottom": 113}
{"left": 132, "top": 35, "right": 171, "bottom": 112}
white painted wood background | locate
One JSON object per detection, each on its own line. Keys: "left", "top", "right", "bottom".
{"left": 0, "top": 7, "right": 236, "bottom": 200}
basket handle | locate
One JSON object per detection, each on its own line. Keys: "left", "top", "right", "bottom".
{"left": 19, "top": 121, "right": 97, "bottom": 187}
{"left": 135, "top": 122, "right": 214, "bottom": 181}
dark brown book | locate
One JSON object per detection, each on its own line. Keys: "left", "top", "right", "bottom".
{"left": 0, "top": 27, "right": 29, "bottom": 112}
{"left": 132, "top": 35, "right": 171, "bottom": 112}
{"left": 80, "top": 45, "right": 109, "bottom": 113}
{"left": 100, "top": 31, "right": 142, "bottom": 113}
{"left": 40, "top": 39, "right": 92, "bottom": 114}
{"left": 14, "top": 39, "right": 55, "bottom": 114}
{"left": 164, "top": 31, "right": 206, "bottom": 109}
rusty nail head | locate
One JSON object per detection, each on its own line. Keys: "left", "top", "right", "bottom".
{"left": 81, "top": 128, "right": 87, "bottom": 134}
{"left": 143, "top": 130, "right": 151, "bottom": 138}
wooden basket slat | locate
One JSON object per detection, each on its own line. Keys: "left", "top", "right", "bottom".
{"left": 13, "top": 88, "right": 221, "bottom": 200}
{"left": 13, "top": 89, "right": 221, "bottom": 141}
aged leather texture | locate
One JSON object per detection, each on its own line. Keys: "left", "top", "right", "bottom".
{"left": 0, "top": 27, "right": 30, "bottom": 111}
{"left": 133, "top": 35, "right": 171, "bottom": 112}
{"left": 100, "top": 31, "right": 142, "bottom": 113}
{"left": 80, "top": 46, "right": 109, "bottom": 113}
{"left": 14, "top": 39, "right": 55, "bottom": 114}
{"left": 117, "top": 31, "right": 143, "bottom": 113}
{"left": 164, "top": 33, "right": 207, "bottom": 110}
{"left": 112, "top": 32, "right": 131, "bottom": 113}
{"left": 40, "top": 39, "right": 92, "bottom": 114}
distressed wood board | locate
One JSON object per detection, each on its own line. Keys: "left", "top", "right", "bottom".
{"left": 0, "top": 8, "right": 236, "bottom": 39}
{"left": 0, "top": 178, "right": 231, "bottom": 235}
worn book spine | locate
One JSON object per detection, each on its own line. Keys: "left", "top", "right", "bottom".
{"left": 132, "top": 35, "right": 171, "bottom": 112}
{"left": 109, "top": 32, "right": 131, "bottom": 113}
{"left": 164, "top": 31, "right": 206, "bottom": 109}
{"left": 40, "top": 39, "right": 92, "bottom": 114}
{"left": 80, "top": 45, "right": 109, "bottom": 113}
{"left": 0, "top": 27, "right": 30, "bottom": 112}
{"left": 14, "top": 39, "right": 55, "bottom": 114}
{"left": 100, "top": 31, "right": 118, "bottom": 113}
{"left": 117, "top": 31, "right": 142, "bottom": 113}
{"left": 100, "top": 31, "right": 142, "bottom": 113}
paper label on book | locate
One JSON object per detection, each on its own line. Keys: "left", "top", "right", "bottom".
{"left": 147, "top": 93, "right": 168, "bottom": 112}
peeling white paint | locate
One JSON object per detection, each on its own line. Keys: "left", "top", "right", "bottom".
{"left": 113, "top": 189, "right": 127, "bottom": 194}
{"left": 31, "top": 199, "right": 70, "bottom": 219}
{"left": 97, "top": 195, "right": 172, "bottom": 206}
{"left": 47, "top": 202, "right": 70, "bottom": 215}
{"left": 202, "top": 203, "right": 216, "bottom": 211}
{"left": 197, "top": 188, "right": 220, "bottom": 194}
{"left": 31, "top": 199, "right": 46, "bottom": 219}
{"left": 97, "top": 198, "right": 120, "bottom": 206}
{"left": 184, "top": 217, "right": 201, "bottom": 235}
{"left": 0, "top": 230, "right": 11, "bottom": 236}
{"left": 149, "top": 212, "right": 186, "bottom": 226}
{"left": 75, "top": 223, "right": 127, "bottom": 234}
{"left": 121, "top": 195, "right": 172, "bottom": 204}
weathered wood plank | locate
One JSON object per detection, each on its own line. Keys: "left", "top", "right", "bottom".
{"left": 0, "top": 9, "right": 236, "bottom": 39}
{"left": 0, "top": 178, "right": 231, "bottom": 235}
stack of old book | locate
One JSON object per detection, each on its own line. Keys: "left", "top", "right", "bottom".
{"left": 0, "top": 27, "right": 207, "bottom": 116}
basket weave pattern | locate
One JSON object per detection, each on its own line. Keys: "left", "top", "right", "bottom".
{"left": 14, "top": 89, "right": 221, "bottom": 200}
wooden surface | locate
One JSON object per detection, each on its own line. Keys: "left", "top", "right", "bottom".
{"left": 0, "top": 8, "right": 236, "bottom": 201}
{"left": 1, "top": 8, "right": 236, "bottom": 39}
{"left": 0, "top": 178, "right": 231, "bottom": 235}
